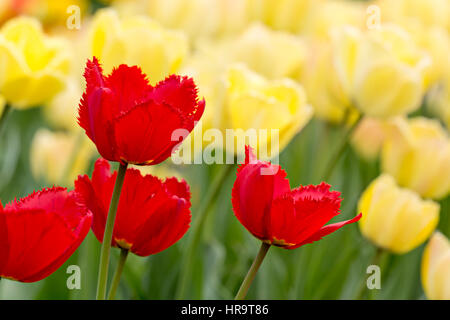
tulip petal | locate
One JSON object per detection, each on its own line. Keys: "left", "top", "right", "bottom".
{"left": 21, "top": 210, "right": 92, "bottom": 282}
{"left": 0, "top": 209, "right": 73, "bottom": 281}
{"left": 268, "top": 195, "right": 298, "bottom": 246}
{"left": 150, "top": 74, "right": 205, "bottom": 126}
{"left": 74, "top": 158, "right": 115, "bottom": 243}
{"left": 288, "top": 213, "right": 362, "bottom": 249}
{"left": 79, "top": 58, "right": 204, "bottom": 164}
{"left": 114, "top": 169, "right": 164, "bottom": 247}
{"left": 106, "top": 64, "right": 152, "bottom": 114}
{"left": 78, "top": 58, "right": 118, "bottom": 160}
{"left": 164, "top": 177, "right": 190, "bottom": 198}
{"left": 113, "top": 101, "right": 184, "bottom": 165}
{"left": 131, "top": 196, "right": 191, "bottom": 256}
{"left": 78, "top": 57, "right": 105, "bottom": 140}
{"left": 287, "top": 182, "right": 342, "bottom": 244}
{"left": 75, "top": 158, "right": 192, "bottom": 256}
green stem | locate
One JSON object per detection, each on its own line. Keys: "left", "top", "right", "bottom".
{"left": 322, "top": 113, "right": 362, "bottom": 181}
{"left": 175, "top": 163, "right": 235, "bottom": 299}
{"left": 0, "top": 104, "right": 11, "bottom": 136}
{"left": 235, "top": 242, "right": 271, "bottom": 300}
{"left": 96, "top": 162, "right": 128, "bottom": 300}
{"left": 107, "top": 249, "right": 129, "bottom": 300}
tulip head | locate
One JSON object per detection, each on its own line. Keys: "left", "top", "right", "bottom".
{"left": 179, "top": 61, "right": 312, "bottom": 160}
{"left": 78, "top": 57, "right": 204, "bottom": 165}
{"left": 0, "top": 17, "right": 71, "bottom": 108}
{"left": 0, "top": 187, "right": 92, "bottom": 282}
{"left": 75, "top": 158, "right": 191, "bottom": 256}
{"left": 227, "top": 65, "right": 313, "bottom": 157}
{"left": 331, "top": 25, "right": 431, "bottom": 118}
{"left": 358, "top": 174, "right": 439, "bottom": 254}
{"left": 381, "top": 117, "right": 450, "bottom": 200}
{"left": 232, "top": 146, "right": 361, "bottom": 249}
{"left": 421, "top": 232, "right": 450, "bottom": 300}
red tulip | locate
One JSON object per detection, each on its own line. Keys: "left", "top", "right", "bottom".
{"left": 75, "top": 158, "right": 191, "bottom": 256}
{"left": 232, "top": 146, "right": 362, "bottom": 249}
{"left": 78, "top": 57, "right": 205, "bottom": 165}
{"left": 0, "top": 187, "right": 92, "bottom": 282}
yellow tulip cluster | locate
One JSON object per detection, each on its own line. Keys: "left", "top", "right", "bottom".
{"left": 178, "top": 24, "right": 313, "bottom": 159}
{"left": 355, "top": 115, "right": 450, "bottom": 299}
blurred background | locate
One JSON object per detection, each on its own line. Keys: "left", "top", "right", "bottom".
{"left": 0, "top": 0, "right": 448, "bottom": 299}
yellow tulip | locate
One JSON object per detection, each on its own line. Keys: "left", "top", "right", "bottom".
{"left": 351, "top": 117, "right": 387, "bottom": 161}
{"left": 0, "top": 17, "right": 70, "bottom": 108}
{"left": 381, "top": 117, "right": 450, "bottom": 200}
{"left": 421, "top": 232, "right": 450, "bottom": 300}
{"left": 227, "top": 65, "right": 313, "bottom": 155}
{"left": 89, "top": 8, "right": 188, "bottom": 84}
{"left": 358, "top": 174, "right": 439, "bottom": 254}
{"left": 331, "top": 25, "right": 431, "bottom": 118}
{"left": 180, "top": 61, "right": 313, "bottom": 160}
{"left": 227, "top": 23, "right": 307, "bottom": 79}
{"left": 370, "top": 0, "right": 450, "bottom": 90}
{"left": 30, "top": 129, "right": 95, "bottom": 185}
